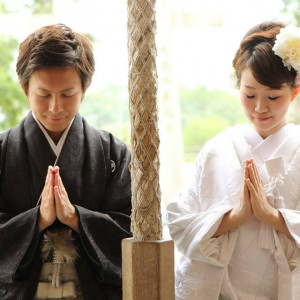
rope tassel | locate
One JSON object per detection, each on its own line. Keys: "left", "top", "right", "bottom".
{"left": 52, "top": 250, "right": 64, "bottom": 287}
{"left": 42, "top": 228, "right": 79, "bottom": 288}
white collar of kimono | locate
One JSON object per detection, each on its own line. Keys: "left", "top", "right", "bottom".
{"left": 244, "top": 123, "right": 292, "bottom": 163}
{"left": 32, "top": 112, "right": 74, "bottom": 157}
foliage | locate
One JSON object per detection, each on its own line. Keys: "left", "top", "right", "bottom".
{"left": 0, "top": 35, "right": 28, "bottom": 131}
{"left": 0, "top": 1, "right": 7, "bottom": 13}
{"left": 179, "top": 86, "right": 247, "bottom": 160}
{"left": 281, "top": 0, "right": 300, "bottom": 26}
{"left": 279, "top": 0, "right": 300, "bottom": 124}
{"left": 26, "top": 0, "right": 53, "bottom": 14}
{"left": 79, "top": 85, "right": 130, "bottom": 143}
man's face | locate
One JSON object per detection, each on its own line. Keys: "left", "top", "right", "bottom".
{"left": 26, "top": 67, "right": 84, "bottom": 142}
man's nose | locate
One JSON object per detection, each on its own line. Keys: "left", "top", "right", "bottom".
{"left": 49, "top": 96, "right": 63, "bottom": 113}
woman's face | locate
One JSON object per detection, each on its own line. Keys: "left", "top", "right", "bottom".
{"left": 239, "top": 68, "right": 294, "bottom": 138}
{"left": 26, "top": 68, "right": 84, "bottom": 142}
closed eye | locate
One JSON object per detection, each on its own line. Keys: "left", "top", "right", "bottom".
{"left": 246, "top": 95, "right": 254, "bottom": 99}
{"left": 268, "top": 96, "right": 279, "bottom": 101}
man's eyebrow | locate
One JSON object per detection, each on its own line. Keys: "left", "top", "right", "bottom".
{"left": 36, "top": 87, "right": 75, "bottom": 92}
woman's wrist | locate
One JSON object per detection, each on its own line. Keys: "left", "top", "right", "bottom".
{"left": 264, "top": 208, "right": 293, "bottom": 239}
{"left": 213, "top": 208, "right": 243, "bottom": 237}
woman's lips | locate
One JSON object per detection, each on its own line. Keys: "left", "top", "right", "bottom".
{"left": 257, "top": 116, "right": 271, "bottom": 121}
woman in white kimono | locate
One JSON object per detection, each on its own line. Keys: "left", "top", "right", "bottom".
{"left": 0, "top": 24, "right": 132, "bottom": 299}
{"left": 166, "top": 21, "right": 300, "bottom": 299}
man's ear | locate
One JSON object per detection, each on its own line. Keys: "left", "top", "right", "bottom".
{"left": 21, "top": 84, "right": 28, "bottom": 96}
{"left": 83, "top": 80, "right": 91, "bottom": 92}
{"left": 292, "top": 86, "right": 300, "bottom": 101}
{"left": 81, "top": 81, "right": 91, "bottom": 102}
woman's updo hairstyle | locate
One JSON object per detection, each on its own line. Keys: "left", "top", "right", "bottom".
{"left": 233, "top": 21, "right": 297, "bottom": 89}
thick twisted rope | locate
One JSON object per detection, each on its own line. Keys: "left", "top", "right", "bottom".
{"left": 128, "top": 0, "right": 162, "bottom": 241}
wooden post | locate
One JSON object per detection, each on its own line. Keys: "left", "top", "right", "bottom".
{"left": 123, "top": 0, "right": 174, "bottom": 299}
{"left": 122, "top": 239, "right": 174, "bottom": 299}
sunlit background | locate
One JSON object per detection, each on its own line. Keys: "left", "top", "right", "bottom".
{"left": 1, "top": 0, "right": 300, "bottom": 211}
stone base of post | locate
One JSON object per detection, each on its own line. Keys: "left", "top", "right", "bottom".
{"left": 122, "top": 238, "right": 175, "bottom": 300}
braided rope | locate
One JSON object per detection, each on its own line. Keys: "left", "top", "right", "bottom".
{"left": 128, "top": 0, "right": 162, "bottom": 241}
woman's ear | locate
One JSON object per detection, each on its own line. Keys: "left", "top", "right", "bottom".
{"left": 292, "top": 86, "right": 300, "bottom": 101}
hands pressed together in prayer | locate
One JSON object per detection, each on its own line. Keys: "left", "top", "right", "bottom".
{"left": 214, "top": 159, "right": 292, "bottom": 238}
{"left": 236, "top": 159, "right": 276, "bottom": 224}
{"left": 39, "top": 166, "right": 79, "bottom": 232}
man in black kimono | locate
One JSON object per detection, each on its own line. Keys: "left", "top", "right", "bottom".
{"left": 0, "top": 24, "right": 132, "bottom": 299}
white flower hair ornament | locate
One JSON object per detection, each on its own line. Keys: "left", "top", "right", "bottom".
{"left": 272, "top": 25, "right": 300, "bottom": 86}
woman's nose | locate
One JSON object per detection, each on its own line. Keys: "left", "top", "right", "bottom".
{"left": 255, "top": 98, "right": 268, "bottom": 113}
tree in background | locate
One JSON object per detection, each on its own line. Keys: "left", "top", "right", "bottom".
{"left": 79, "top": 85, "right": 130, "bottom": 144}
{"left": 281, "top": 0, "right": 300, "bottom": 123}
{"left": 26, "top": 0, "right": 53, "bottom": 14}
{"left": 0, "top": 35, "right": 28, "bottom": 131}
{"left": 179, "top": 86, "right": 246, "bottom": 160}
{"left": 0, "top": 1, "right": 6, "bottom": 13}
{"left": 0, "top": 0, "right": 56, "bottom": 131}
{"left": 282, "top": 0, "right": 300, "bottom": 25}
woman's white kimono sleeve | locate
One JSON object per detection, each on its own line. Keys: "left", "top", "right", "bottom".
{"left": 166, "top": 129, "right": 242, "bottom": 299}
